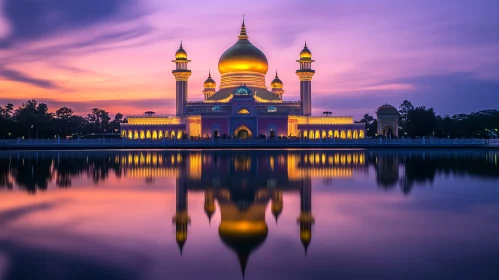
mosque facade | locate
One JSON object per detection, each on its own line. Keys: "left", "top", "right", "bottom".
{"left": 120, "top": 19, "right": 368, "bottom": 140}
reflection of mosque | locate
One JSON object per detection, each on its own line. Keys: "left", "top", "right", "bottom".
{"left": 171, "top": 152, "right": 317, "bottom": 277}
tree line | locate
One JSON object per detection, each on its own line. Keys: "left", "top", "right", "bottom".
{"left": 1, "top": 99, "right": 498, "bottom": 139}
{"left": 356, "top": 100, "right": 499, "bottom": 138}
{"left": 0, "top": 99, "right": 125, "bottom": 139}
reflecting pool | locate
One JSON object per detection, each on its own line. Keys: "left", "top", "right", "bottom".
{"left": 0, "top": 149, "right": 498, "bottom": 280}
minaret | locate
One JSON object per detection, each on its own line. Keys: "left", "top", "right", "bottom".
{"left": 270, "top": 71, "right": 285, "bottom": 100}
{"left": 297, "top": 178, "right": 314, "bottom": 254}
{"left": 172, "top": 42, "right": 192, "bottom": 117}
{"left": 296, "top": 42, "right": 315, "bottom": 116}
{"left": 202, "top": 71, "right": 217, "bottom": 100}
{"left": 172, "top": 172, "right": 190, "bottom": 255}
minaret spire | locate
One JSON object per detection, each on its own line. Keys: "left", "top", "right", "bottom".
{"left": 238, "top": 14, "right": 248, "bottom": 40}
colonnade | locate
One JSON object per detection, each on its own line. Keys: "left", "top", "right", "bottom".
{"left": 121, "top": 129, "right": 184, "bottom": 140}
{"left": 302, "top": 129, "right": 365, "bottom": 140}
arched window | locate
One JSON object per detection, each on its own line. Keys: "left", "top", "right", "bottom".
{"left": 334, "top": 130, "right": 339, "bottom": 139}
{"left": 146, "top": 130, "right": 151, "bottom": 139}
{"left": 340, "top": 130, "right": 346, "bottom": 139}
{"left": 353, "top": 130, "right": 359, "bottom": 139}
{"left": 359, "top": 130, "right": 365, "bottom": 139}
{"left": 134, "top": 131, "right": 139, "bottom": 140}
{"left": 140, "top": 130, "right": 145, "bottom": 139}
{"left": 152, "top": 130, "right": 158, "bottom": 140}
{"left": 237, "top": 108, "right": 250, "bottom": 114}
{"left": 347, "top": 130, "right": 352, "bottom": 139}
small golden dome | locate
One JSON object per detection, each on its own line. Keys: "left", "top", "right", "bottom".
{"left": 300, "top": 42, "right": 312, "bottom": 60}
{"left": 175, "top": 42, "right": 187, "bottom": 60}
{"left": 204, "top": 71, "right": 216, "bottom": 88}
{"left": 270, "top": 71, "right": 283, "bottom": 89}
{"left": 218, "top": 19, "right": 268, "bottom": 75}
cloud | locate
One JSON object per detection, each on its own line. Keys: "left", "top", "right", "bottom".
{"left": 0, "top": 0, "right": 139, "bottom": 48}
{"left": 0, "top": 68, "right": 62, "bottom": 90}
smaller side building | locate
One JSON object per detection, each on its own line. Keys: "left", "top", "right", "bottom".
{"left": 376, "top": 104, "right": 399, "bottom": 138}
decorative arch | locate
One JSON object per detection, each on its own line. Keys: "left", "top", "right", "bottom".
{"left": 235, "top": 124, "right": 252, "bottom": 135}
{"left": 334, "top": 130, "right": 339, "bottom": 139}
{"left": 347, "top": 130, "right": 352, "bottom": 139}
{"left": 235, "top": 105, "right": 251, "bottom": 115}
{"left": 121, "top": 130, "right": 127, "bottom": 137}
{"left": 353, "top": 130, "right": 359, "bottom": 139}
{"left": 128, "top": 130, "right": 133, "bottom": 139}
{"left": 340, "top": 130, "right": 346, "bottom": 139}
{"left": 237, "top": 108, "right": 250, "bottom": 114}
{"left": 359, "top": 130, "right": 365, "bottom": 139}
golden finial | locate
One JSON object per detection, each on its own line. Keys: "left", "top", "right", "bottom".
{"left": 208, "top": 69, "right": 211, "bottom": 78}
{"left": 275, "top": 70, "right": 278, "bottom": 78}
{"left": 239, "top": 15, "right": 248, "bottom": 40}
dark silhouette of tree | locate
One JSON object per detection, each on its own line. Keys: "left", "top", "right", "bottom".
{"left": 86, "top": 108, "right": 111, "bottom": 134}
{"left": 356, "top": 114, "right": 377, "bottom": 137}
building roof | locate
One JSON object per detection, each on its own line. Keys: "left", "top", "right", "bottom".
{"left": 206, "top": 86, "right": 281, "bottom": 101}
{"left": 377, "top": 104, "right": 399, "bottom": 114}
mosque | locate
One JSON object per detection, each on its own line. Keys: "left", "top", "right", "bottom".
{"left": 119, "top": 18, "right": 381, "bottom": 140}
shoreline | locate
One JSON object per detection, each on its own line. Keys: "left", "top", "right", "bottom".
{"left": 0, "top": 139, "right": 497, "bottom": 150}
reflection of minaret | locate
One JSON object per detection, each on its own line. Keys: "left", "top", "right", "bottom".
{"left": 172, "top": 174, "right": 190, "bottom": 255}
{"left": 271, "top": 190, "right": 283, "bottom": 224}
{"left": 204, "top": 189, "right": 216, "bottom": 224}
{"left": 298, "top": 178, "right": 314, "bottom": 254}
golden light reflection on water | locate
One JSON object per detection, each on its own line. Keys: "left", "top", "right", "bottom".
{"left": 0, "top": 150, "right": 499, "bottom": 279}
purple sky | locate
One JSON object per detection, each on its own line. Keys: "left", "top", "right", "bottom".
{"left": 0, "top": 0, "right": 498, "bottom": 118}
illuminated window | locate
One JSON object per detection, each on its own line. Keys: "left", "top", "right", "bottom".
{"left": 237, "top": 108, "right": 250, "bottom": 114}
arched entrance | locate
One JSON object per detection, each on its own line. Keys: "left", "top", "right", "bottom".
{"left": 237, "top": 129, "right": 249, "bottom": 139}
{"left": 213, "top": 130, "right": 220, "bottom": 139}
{"left": 269, "top": 129, "right": 275, "bottom": 138}
{"left": 235, "top": 125, "right": 252, "bottom": 139}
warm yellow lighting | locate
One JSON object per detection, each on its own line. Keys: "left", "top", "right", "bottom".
{"left": 237, "top": 108, "right": 250, "bottom": 114}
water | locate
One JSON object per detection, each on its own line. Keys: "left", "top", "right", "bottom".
{"left": 0, "top": 149, "right": 498, "bottom": 280}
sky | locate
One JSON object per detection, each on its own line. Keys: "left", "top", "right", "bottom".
{"left": 0, "top": 0, "right": 498, "bottom": 119}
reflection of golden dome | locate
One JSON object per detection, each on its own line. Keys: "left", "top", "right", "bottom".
{"left": 218, "top": 19, "right": 268, "bottom": 75}
{"left": 219, "top": 220, "right": 268, "bottom": 277}
{"left": 203, "top": 71, "right": 216, "bottom": 88}
{"left": 300, "top": 42, "right": 312, "bottom": 60}
{"left": 270, "top": 71, "right": 283, "bottom": 89}
{"left": 175, "top": 42, "right": 187, "bottom": 60}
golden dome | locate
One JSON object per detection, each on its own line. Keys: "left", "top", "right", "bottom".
{"left": 300, "top": 42, "right": 312, "bottom": 60}
{"left": 270, "top": 71, "right": 283, "bottom": 89}
{"left": 218, "top": 19, "right": 268, "bottom": 75}
{"left": 203, "top": 71, "right": 216, "bottom": 88}
{"left": 175, "top": 42, "right": 187, "bottom": 60}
